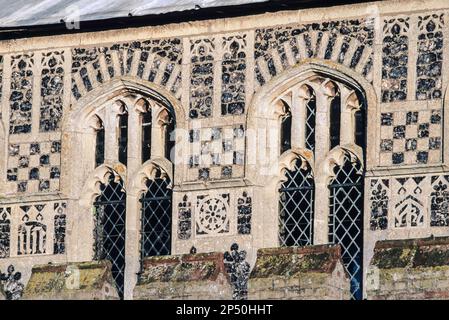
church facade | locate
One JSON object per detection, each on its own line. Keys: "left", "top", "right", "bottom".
{"left": 1, "top": 0, "right": 449, "bottom": 300}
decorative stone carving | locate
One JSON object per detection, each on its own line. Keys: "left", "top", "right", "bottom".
{"left": 9, "top": 54, "right": 34, "bottom": 134}
{"left": 416, "top": 14, "right": 444, "bottom": 100}
{"left": 224, "top": 243, "right": 251, "bottom": 300}
{"left": 189, "top": 38, "right": 215, "bottom": 118}
{"left": 221, "top": 35, "right": 247, "bottom": 115}
{"left": 53, "top": 202, "right": 67, "bottom": 254}
{"left": 254, "top": 19, "right": 374, "bottom": 87}
{"left": 381, "top": 17, "right": 409, "bottom": 102}
{"left": 0, "top": 207, "right": 11, "bottom": 258}
{"left": 379, "top": 110, "right": 441, "bottom": 166}
{"left": 369, "top": 179, "right": 389, "bottom": 231}
{"left": 237, "top": 191, "right": 252, "bottom": 235}
{"left": 6, "top": 140, "right": 62, "bottom": 194}
{"left": 188, "top": 125, "right": 245, "bottom": 181}
{"left": 0, "top": 265, "right": 24, "bottom": 300}
{"left": 40, "top": 51, "right": 64, "bottom": 132}
{"left": 393, "top": 177, "right": 426, "bottom": 228}
{"left": 430, "top": 176, "right": 449, "bottom": 227}
{"left": 196, "top": 194, "right": 230, "bottom": 235}
{"left": 178, "top": 195, "right": 192, "bottom": 240}
{"left": 17, "top": 205, "right": 47, "bottom": 255}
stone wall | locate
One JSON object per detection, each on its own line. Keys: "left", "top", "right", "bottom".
{"left": 248, "top": 245, "right": 350, "bottom": 300}
{"left": 367, "top": 236, "right": 449, "bottom": 300}
{"left": 0, "top": 0, "right": 448, "bottom": 299}
{"left": 134, "top": 252, "right": 233, "bottom": 300}
{"left": 22, "top": 260, "right": 119, "bottom": 300}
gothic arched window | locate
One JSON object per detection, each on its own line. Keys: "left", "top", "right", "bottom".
{"left": 329, "top": 90, "right": 341, "bottom": 150}
{"left": 93, "top": 173, "right": 126, "bottom": 299}
{"left": 305, "top": 87, "right": 316, "bottom": 152}
{"left": 118, "top": 111, "right": 128, "bottom": 165}
{"left": 274, "top": 73, "right": 366, "bottom": 300}
{"left": 280, "top": 101, "right": 292, "bottom": 155}
{"left": 279, "top": 158, "right": 314, "bottom": 247}
{"left": 328, "top": 154, "right": 364, "bottom": 300}
{"left": 141, "top": 108, "right": 152, "bottom": 163}
{"left": 140, "top": 176, "right": 172, "bottom": 260}
{"left": 95, "top": 120, "right": 105, "bottom": 167}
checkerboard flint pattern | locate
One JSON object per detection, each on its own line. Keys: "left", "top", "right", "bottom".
{"left": 6, "top": 140, "right": 61, "bottom": 193}
{"left": 379, "top": 109, "right": 442, "bottom": 166}
{"left": 187, "top": 125, "right": 245, "bottom": 181}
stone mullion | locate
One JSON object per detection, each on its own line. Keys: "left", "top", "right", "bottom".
{"left": 313, "top": 88, "right": 332, "bottom": 245}
{"left": 291, "top": 88, "right": 306, "bottom": 150}
{"left": 103, "top": 103, "right": 120, "bottom": 164}
{"left": 340, "top": 86, "right": 355, "bottom": 147}
{"left": 150, "top": 106, "right": 164, "bottom": 159}
{"left": 127, "top": 103, "right": 141, "bottom": 174}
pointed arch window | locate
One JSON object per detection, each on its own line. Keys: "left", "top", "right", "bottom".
{"left": 305, "top": 88, "right": 316, "bottom": 152}
{"left": 280, "top": 101, "right": 292, "bottom": 155}
{"left": 164, "top": 113, "right": 175, "bottom": 161}
{"left": 279, "top": 158, "right": 314, "bottom": 247}
{"left": 118, "top": 112, "right": 128, "bottom": 165}
{"left": 141, "top": 109, "right": 152, "bottom": 163}
{"left": 274, "top": 73, "right": 366, "bottom": 300}
{"left": 140, "top": 176, "right": 172, "bottom": 260}
{"left": 95, "top": 119, "right": 105, "bottom": 167}
{"left": 329, "top": 91, "right": 341, "bottom": 150}
{"left": 93, "top": 173, "right": 126, "bottom": 299}
{"left": 328, "top": 154, "right": 364, "bottom": 300}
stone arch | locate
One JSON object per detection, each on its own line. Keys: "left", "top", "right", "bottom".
{"left": 71, "top": 48, "right": 182, "bottom": 104}
{"left": 254, "top": 27, "right": 374, "bottom": 88}
{"left": 246, "top": 60, "right": 376, "bottom": 185}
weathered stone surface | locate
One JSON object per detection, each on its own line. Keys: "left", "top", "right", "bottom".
{"left": 367, "top": 236, "right": 449, "bottom": 300}
{"left": 248, "top": 245, "right": 350, "bottom": 300}
{"left": 134, "top": 252, "right": 232, "bottom": 300}
{"left": 22, "top": 260, "right": 119, "bottom": 300}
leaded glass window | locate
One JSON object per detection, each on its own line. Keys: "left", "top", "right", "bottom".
{"left": 93, "top": 174, "right": 126, "bottom": 299}
{"left": 328, "top": 155, "right": 364, "bottom": 300}
{"left": 95, "top": 122, "right": 105, "bottom": 167}
{"left": 118, "top": 112, "right": 128, "bottom": 165}
{"left": 141, "top": 111, "right": 152, "bottom": 163}
{"left": 140, "top": 177, "right": 172, "bottom": 262}
{"left": 279, "top": 158, "right": 314, "bottom": 247}
{"left": 305, "top": 90, "right": 316, "bottom": 152}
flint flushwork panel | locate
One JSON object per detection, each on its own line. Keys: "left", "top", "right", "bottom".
{"left": 254, "top": 19, "right": 374, "bottom": 86}
{"left": 71, "top": 39, "right": 182, "bottom": 100}
{"left": 178, "top": 195, "right": 192, "bottom": 240}
{"left": 369, "top": 175, "right": 449, "bottom": 231}
{"left": 369, "top": 179, "right": 389, "bottom": 231}
{"left": 381, "top": 18, "right": 409, "bottom": 102}
{"left": 221, "top": 35, "right": 247, "bottom": 116}
{"left": 0, "top": 201, "right": 67, "bottom": 258}
{"left": 40, "top": 51, "right": 64, "bottom": 132}
{"left": 379, "top": 110, "right": 441, "bottom": 166}
{"left": 189, "top": 38, "right": 215, "bottom": 119}
{"left": 188, "top": 125, "right": 245, "bottom": 181}
{"left": 6, "top": 140, "right": 61, "bottom": 194}
{"left": 416, "top": 14, "right": 445, "bottom": 100}
{"left": 9, "top": 54, "right": 34, "bottom": 135}
{"left": 0, "top": 207, "right": 11, "bottom": 258}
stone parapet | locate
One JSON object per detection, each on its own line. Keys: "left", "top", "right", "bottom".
{"left": 22, "top": 260, "right": 119, "bottom": 300}
{"left": 134, "top": 252, "right": 232, "bottom": 300}
{"left": 248, "top": 245, "right": 350, "bottom": 300}
{"left": 367, "top": 236, "right": 449, "bottom": 300}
